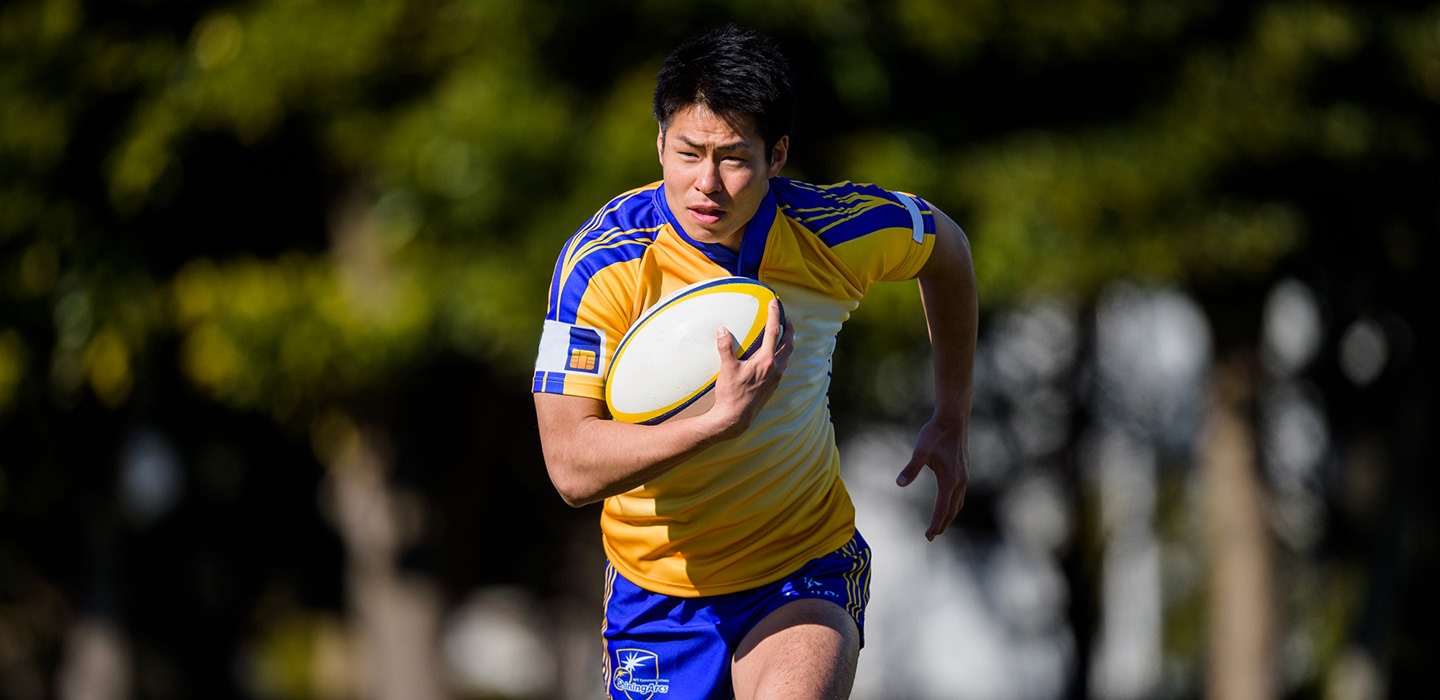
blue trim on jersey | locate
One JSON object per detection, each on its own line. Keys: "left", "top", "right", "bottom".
{"left": 548, "top": 188, "right": 663, "bottom": 323}
{"left": 533, "top": 371, "right": 562, "bottom": 394}
{"left": 771, "top": 178, "right": 923, "bottom": 249}
{"left": 544, "top": 372, "right": 566, "bottom": 394}
{"left": 737, "top": 193, "right": 774, "bottom": 278}
{"left": 654, "top": 186, "right": 775, "bottom": 280}
{"left": 555, "top": 242, "right": 649, "bottom": 324}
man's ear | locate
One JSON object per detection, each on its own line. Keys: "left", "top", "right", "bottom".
{"left": 657, "top": 125, "right": 666, "bottom": 165}
{"left": 767, "top": 135, "right": 789, "bottom": 177}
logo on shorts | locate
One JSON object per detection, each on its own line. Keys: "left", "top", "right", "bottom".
{"left": 785, "top": 576, "right": 839, "bottom": 598}
{"left": 613, "top": 648, "right": 670, "bottom": 698}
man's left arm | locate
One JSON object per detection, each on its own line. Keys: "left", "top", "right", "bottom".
{"left": 896, "top": 205, "right": 978, "bottom": 541}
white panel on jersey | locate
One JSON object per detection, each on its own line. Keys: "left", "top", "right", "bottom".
{"left": 536, "top": 319, "right": 607, "bottom": 377}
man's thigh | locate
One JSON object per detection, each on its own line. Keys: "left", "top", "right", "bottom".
{"left": 731, "top": 598, "right": 861, "bottom": 700}
{"left": 730, "top": 530, "right": 871, "bottom": 700}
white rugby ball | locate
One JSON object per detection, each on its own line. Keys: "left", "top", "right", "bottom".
{"left": 605, "top": 277, "right": 783, "bottom": 425}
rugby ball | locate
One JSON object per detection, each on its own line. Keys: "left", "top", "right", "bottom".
{"left": 605, "top": 277, "right": 783, "bottom": 425}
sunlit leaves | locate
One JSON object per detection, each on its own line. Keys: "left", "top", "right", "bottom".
{"left": 163, "top": 236, "right": 546, "bottom": 422}
{"left": 844, "top": 2, "right": 1377, "bottom": 306}
{"left": 169, "top": 252, "right": 433, "bottom": 418}
{"left": 2, "top": 0, "right": 579, "bottom": 416}
{"left": 946, "top": 122, "right": 1305, "bottom": 303}
{"left": 2, "top": 0, "right": 1432, "bottom": 419}
{"left": 893, "top": 0, "right": 997, "bottom": 65}
{"left": 375, "top": 57, "right": 574, "bottom": 227}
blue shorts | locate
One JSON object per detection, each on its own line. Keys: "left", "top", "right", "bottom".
{"left": 601, "top": 530, "right": 871, "bottom": 700}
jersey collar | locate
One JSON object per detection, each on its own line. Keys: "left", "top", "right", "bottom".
{"left": 655, "top": 184, "right": 775, "bottom": 280}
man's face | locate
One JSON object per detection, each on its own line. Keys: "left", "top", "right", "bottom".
{"left": 658, "top": 104, "right": 788, "bottom": 252}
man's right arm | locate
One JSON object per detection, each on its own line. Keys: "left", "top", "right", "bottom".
{"left": 535, "top": 300, "right": 792, "bottom": 507}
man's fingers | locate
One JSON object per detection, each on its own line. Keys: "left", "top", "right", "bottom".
{"left": 907, "top": 446, "right": 969, "bottom": 540}
{"left": 926, "top": 498, "right": 949, "bottom": 541}
{"left": 927, "top": 480, "right": 966, "bottom": 541}
{"left": 761, "top": 299, "right": 784, "bottom": 354}
{"left": 719, "top": 299, "right": 789, "bottom": 375}
{"left": 950, "top": 480, "right": 967, "bottom": 517}
{"left": 896, "top": 452, "right": 926, "bottom": 487}
{"left": 716, "top": 326, "right": 738, "bottom": 365}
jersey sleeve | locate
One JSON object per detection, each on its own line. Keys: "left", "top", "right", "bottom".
{"left": 830, "top": 187, "right": 936, "bottom": 286}
{"left": 784, "top": 180, "right": 936, "bottom": 288}
{"left": 532, "top": 191, "right": 655, "bottom": 400}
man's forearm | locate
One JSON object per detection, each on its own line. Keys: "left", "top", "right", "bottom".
{"left": 535, "top": 392, "right": 731, "bottom": 507}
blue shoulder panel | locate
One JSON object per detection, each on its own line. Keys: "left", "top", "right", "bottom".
{"left": 548, "top": 186, "right": 664, "bottom": 323}
{"left": 771, "top": 178, "right": 920, "bottom": 248}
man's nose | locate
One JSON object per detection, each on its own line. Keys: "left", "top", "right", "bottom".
{"left": 695, "top": 159, "right": 722, "bottom": 193}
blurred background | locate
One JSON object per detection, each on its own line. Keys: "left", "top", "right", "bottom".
{"left": 0, "top": 0, "right": 1436, "bottom": 698}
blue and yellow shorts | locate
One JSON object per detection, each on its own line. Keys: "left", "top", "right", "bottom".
{"left": 601, "top": 529, "right": 871, "bottom": 700}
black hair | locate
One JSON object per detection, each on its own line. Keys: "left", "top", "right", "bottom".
{"left": 653, "top": 24, "right": 796, "bottom": 153}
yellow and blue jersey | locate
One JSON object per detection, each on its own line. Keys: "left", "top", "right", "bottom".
{"left": 533, "top": 176, "right": 935, "bottom": 597}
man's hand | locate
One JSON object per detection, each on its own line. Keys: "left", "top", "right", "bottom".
{"left": 900, "top": 203, "right": 977, "bottom": 541}
{"left": 897, "top": 415, "right": 969, "bottom": 541}
{"left": 706, "top": 299, "right": 793, "bottom": 439}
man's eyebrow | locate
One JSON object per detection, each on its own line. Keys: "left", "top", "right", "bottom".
{"left": 676, "top": 135, "right": 750, "bottom": 152}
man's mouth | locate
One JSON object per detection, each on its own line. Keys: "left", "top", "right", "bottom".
{"left": 689, "top": 205, "right": 724, "bottom": 225}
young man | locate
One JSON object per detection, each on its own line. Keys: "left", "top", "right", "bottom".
{"left": 532, "top": 24, "right": 976, "bottom": 700}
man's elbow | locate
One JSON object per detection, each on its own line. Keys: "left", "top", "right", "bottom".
{"left": 547, "top": 463, "right": 603, "bottom": 508}
{"left": 556, "top": 488, "right": 601, "bottom": 509}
